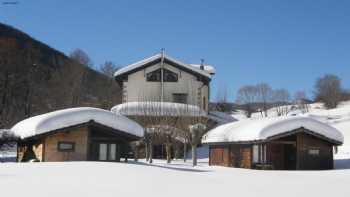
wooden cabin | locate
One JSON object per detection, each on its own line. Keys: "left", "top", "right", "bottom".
{"left": 202, "top": 116, "right": 343, "bottom": 170}
{"left": 11, "top": 107, "right": 144, "bottom": 162}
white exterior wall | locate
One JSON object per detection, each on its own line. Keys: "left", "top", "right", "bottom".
{"left": 122, "top": 62, "right": 209, "bottom": 111}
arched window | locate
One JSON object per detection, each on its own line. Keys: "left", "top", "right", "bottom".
{"left": 164, "top": 69, "right": 178, "bottom": 82}
{"left": 146, "top": 68, "right": 178, "bottom": 82}
{"left": 146, "top": 69, "right": 161, "bottom": 82}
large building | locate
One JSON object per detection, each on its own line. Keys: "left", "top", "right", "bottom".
{"left": 114, "top": 52, "right": 215, "bottom": 112}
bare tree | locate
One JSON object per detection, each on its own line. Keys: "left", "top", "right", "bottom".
{"left": 341, "top": 89, "right": 350, "bottom": 101}
{"left": 98, "top": 61, "right": 121, "bottom": 109}
{"left": 120, "top": 101, "right": 181, "bottom": 164}
{"left": 99, "top": 61, "right": 119, "bottom": 78}
{"left": 69, "top": 48, "right": 94, "bottom": 69}
{"left": 256, "top": 83, "right": 272, "bottom": 117}
{"left": 215, "top": 83, "right": 232, "bottom": 112}
{"left": 294, "top": 91, "right": 309, "bottom": 113}
{"left": 188, "top": 123, "right": 206, "bottom": 166}
{"left": 0, "top": 130, "right": 18, "bottom": 153}
{"left": 236, "top": 85, "right": 258, "bottom": 118}
{"left": 272, "top": 89, "right": 290, "bottom": 116}
{"left": 315, "top": 74, "right": 342, "bottom": 109}
{"left": 68, "top": 49, "right": 94, "bottom": 106}
{"left": 176, "top": 105, "right": 208, "bottom": 167}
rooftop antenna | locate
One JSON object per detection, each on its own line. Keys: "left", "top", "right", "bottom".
{"left": 160, "top": 48, "right": 165, "bottom": 102}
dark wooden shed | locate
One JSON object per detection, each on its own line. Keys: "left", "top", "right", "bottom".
{"left": 203, "top": 117, "right": 343, "bottom": 170}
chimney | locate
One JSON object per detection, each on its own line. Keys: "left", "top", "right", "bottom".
{"left": 200, "top": 59, "right": 205, "bottom": 70}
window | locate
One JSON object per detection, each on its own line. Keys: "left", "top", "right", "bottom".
{"left": 99, "top": 143, "right": 108, "bottom": 160}
{"left": 146, "top": 69, "right": 161, "bottom": 82}
{"left": 252, "top": 145, "right": 259, "bottom": 163}
{"left": 163, "top": 69, "right": 178, "bottom": 82}
{"left": 146, "top": 68, "right": 178, "bottom": 82}
{"left": 173, "top": 93, "right": 187, "bottom": 104}
{"left": 308, "top": 149, "right": 320, "bottom": 156}
{"left": 57, "top": 142, "right": 75, "bottom": 152}
{"left": 203, "top": 97, "right": 207, "bottom": 111}
{"left": 98, "top": 143, "right": 118, "bottom": 161}
{"left": 252, "top": 144, "right": 266, "bottom": 164}
{"left": 109, "top": 144, "right": 117, "bottom": 161}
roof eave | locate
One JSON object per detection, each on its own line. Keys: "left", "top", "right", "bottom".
{"left": 114, "top": 54, "right": 212, "bottom": 81}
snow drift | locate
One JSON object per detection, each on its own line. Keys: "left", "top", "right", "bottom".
{"left": 11, "top": 107, "right": 144, "bottom": 139}
{"left": 202, "top": 115, "right": 344, "bottom": 144}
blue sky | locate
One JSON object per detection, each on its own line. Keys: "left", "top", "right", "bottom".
{"left": 1, "top": 0, "right": 349, "bottom": 101}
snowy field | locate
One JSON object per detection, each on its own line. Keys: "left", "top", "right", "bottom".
{"left": 0, "top": 159, "right": 349, "bottom": 197}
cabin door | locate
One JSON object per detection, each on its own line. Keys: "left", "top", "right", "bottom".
{"left": 284, "top": 144, "right": 296, "bottom": 170}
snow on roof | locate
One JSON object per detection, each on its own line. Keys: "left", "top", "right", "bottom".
{"left": 114, "top": 53, "right": 212, "bottom": 79}
{"left": 11, "top": 107, "right": 144, "bottom": 139}
{"left": 111, "top": 102, "right": 207, "bottom": 117}
{"left": 202, "top": 116, "right": 344, "bottom": 144}
{"left": 208, "top": 111, "right": 237, "bottom": 124}
{"left": 189, "top": 64, "right": 216, "bottom": 75}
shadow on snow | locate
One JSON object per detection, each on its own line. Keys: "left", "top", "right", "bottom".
{"left": 128, "top": 161, "right": 212, "bottom": 173}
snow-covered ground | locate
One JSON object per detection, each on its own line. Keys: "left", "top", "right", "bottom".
{"left": 0, "top": 160, "right": 349, "bottom": 197}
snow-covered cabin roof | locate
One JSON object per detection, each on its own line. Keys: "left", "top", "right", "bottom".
{"left": 114, "top": 53, "right": 213, "bottom": 79}
{"left": 11, "top": 107, "right": 144, "bottom": 139}
{"left": 111, "top": 102, "right": 207, "bottom": 117}
{"left": 202, "top": 116, "right": 344, "bottom": 145}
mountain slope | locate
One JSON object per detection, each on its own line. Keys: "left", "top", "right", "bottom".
{"left": 0, "top": 23, "right": 121, "bottom": 128}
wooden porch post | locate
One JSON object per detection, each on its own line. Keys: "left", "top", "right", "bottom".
{"left": 134, "top": 142, "right": 139, "bottom": 162}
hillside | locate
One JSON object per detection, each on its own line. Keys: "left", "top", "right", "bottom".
{"left": 0, "top": 23, "right": 121, "bottom": 128}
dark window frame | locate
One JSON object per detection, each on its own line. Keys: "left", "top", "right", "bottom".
{"left": 146, "top": 68, "right": 178, "bottom": 82}
{"left": 203, "top": 96, "right": 207, "bottom": 111}
{"left": 146, "top": 69, "right": 161, "bottom": 82}
{"left": 308, "top": 148, "right": 320, "bottom": 156}
{"left": 163, "top": 69, "right": 178, "bottom": 82}
{"left": 173, "top": 93, "right": 188, "bottom": 104}
{"left": 57, "top": 141, "right": 75, "bottom": 152}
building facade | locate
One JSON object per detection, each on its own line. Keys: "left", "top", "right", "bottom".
{"left": 114, "top": 53, "right": 215, "bottom": 112}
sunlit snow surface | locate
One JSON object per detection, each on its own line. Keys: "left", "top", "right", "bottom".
{"left": 0, "top": 159, "right": 349, "bottom": 197}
